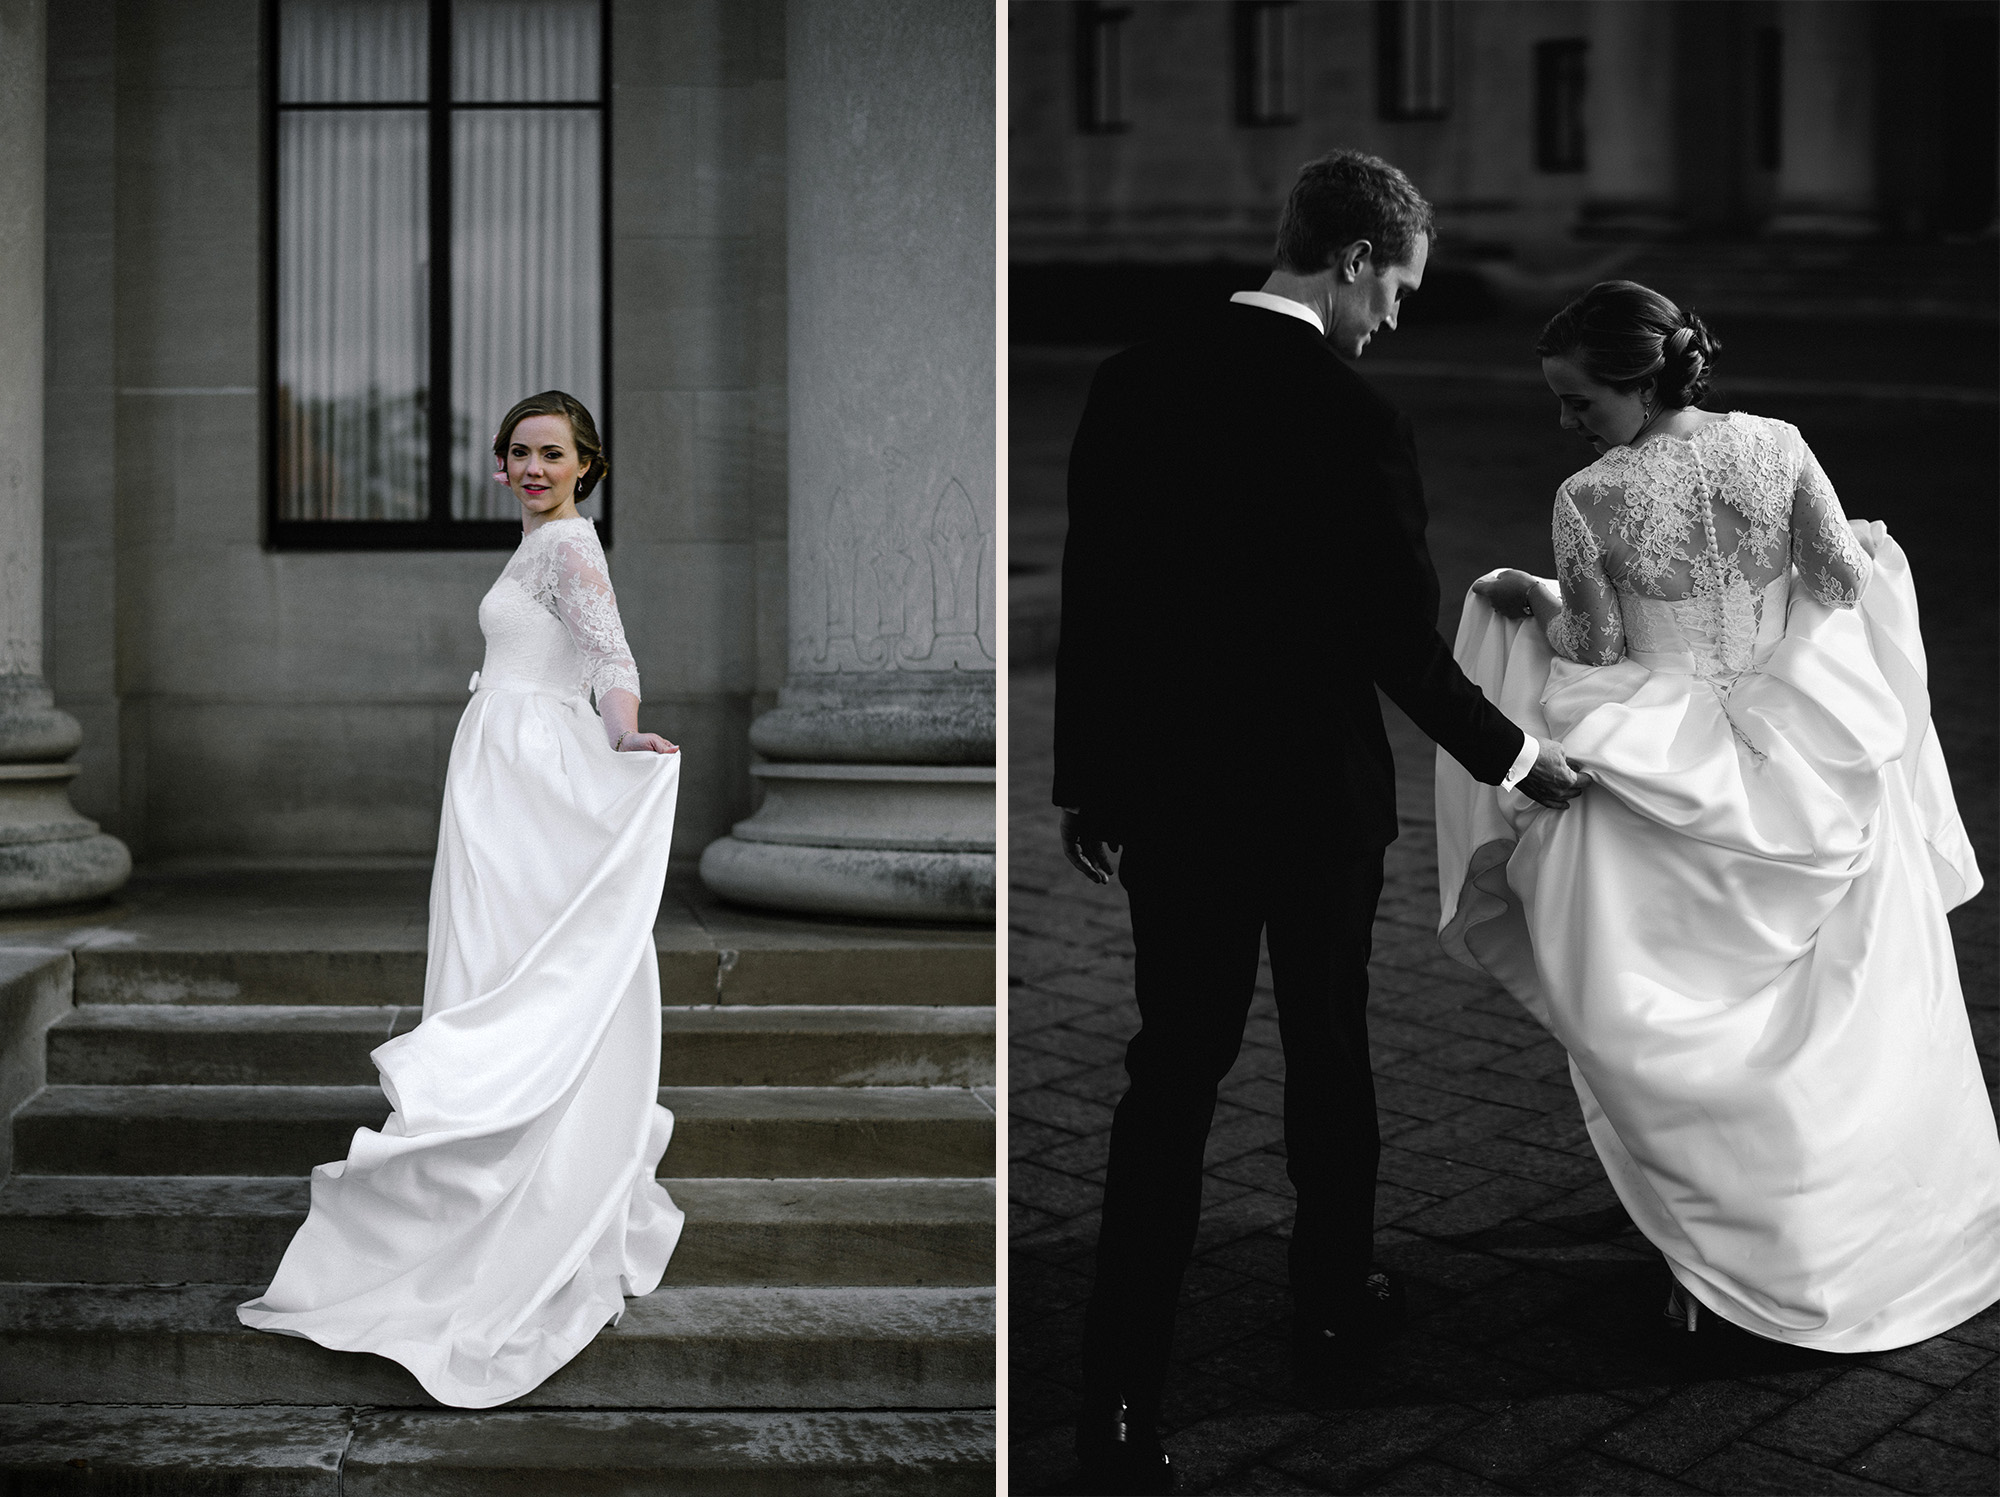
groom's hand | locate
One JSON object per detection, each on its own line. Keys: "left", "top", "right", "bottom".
{"left": 1060, "top": 808, "right": 1121, "bottom": 884}
{"left": 1519, "top": 739, "right": 1592, "bottom": 811}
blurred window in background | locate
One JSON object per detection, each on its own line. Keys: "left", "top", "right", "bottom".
{"left": 1938, "top": 7, "right": 2000, "bottom": 234}
{"left": 273, "top": 0, "right": 607, "bottom": 550}
{"left": 1075, "top": 3, "right": 1132, "bottom": 134}
{"left": 1533, "top": 38, "right": 1586, "bottom": 173}
{"left": 1754, "top": 27, "right": 1782, "bottom": 173}
{"left": 1377, "top": 0, "right": 1453, "bottom": 122}
{"left": 1237, "top": 2, "right": 1299, "bottom": 127}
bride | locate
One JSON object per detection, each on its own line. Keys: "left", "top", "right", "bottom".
{"left": 239, "top": 391, "right": 685, "bottom": 1406}
{"left": 1440, "top": 281, "right": 2000, "bottom": 1351}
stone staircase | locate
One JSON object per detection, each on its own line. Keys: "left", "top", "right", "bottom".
{"left": 0, "top": 868, "right": 996, "bottom": 1492}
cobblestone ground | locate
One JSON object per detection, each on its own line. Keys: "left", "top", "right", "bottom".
{"left": 1009, "top": 675, "right": 1999, "bottom": 1495}
{"left": 1007, "top": 316, "right": 1999, "bottom": 1495}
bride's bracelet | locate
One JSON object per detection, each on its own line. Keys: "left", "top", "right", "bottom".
{"left": 613, "top": 731, "right": 635, "bottom": 751}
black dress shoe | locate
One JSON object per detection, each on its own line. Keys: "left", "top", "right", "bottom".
{"left": 1075, "top": 1396, "right": 1175, "bottom": 1495}
{"left": 1292, "top": 1268, "right": 1408, "bottom": 1377}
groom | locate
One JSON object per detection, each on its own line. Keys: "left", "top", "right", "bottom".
{"left": 1054, "top": 149, "right": 1585, "bottom": 1493}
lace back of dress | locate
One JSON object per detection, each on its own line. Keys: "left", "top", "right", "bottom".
{"left": 1609, "top": 419, "right": 1794, "bottom": 678}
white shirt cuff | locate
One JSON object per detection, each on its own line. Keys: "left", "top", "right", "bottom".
{"left": 1499, "top": 734, "right": 1540, "bottom": 792}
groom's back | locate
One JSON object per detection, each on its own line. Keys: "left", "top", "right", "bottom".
{"left": 1059, "top": 303, "right": 1423, "bottom": 844}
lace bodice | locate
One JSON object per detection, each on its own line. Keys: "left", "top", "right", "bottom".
{"left": 476, "top": 517, "right": 641, "bottom": 702}
{"left": 1546, "top": 413, "right": 1871, "bottom": 678}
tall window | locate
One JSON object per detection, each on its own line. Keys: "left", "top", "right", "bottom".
{"left": 1237, "top": 2, "right": 1298, "bottom": 127}
{"left": 1753, "top": 27, "right": 1782, "bottom": 173}
{"left": 1075, "top": 3, "right": 1132, "bottom": 133}
{"left": 1377, "top": 0, "right": 1453, "bottom": 121}
{"left": 1534, "top": 38, "right": 1587, "bottom": 172}
{"left": 269, "top": 0, "right": 608, "bottom": 550}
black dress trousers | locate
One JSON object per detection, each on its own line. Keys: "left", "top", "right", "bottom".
{"left": 1079, "top": 833, "right": 1388, "bottom": 1413}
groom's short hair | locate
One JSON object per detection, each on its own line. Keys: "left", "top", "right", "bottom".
{"left": 1274, "top": 151, "right": 1434, "bottom": 274}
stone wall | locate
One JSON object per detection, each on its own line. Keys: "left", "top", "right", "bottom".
{"left": 1008, "top": 0, "right": 1598, "bottom": 264}
{"left": 43, "top": 0, "right": 788, "bottom": 863}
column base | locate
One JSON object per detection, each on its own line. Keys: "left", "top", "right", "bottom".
{"left": 699, "top": 762, "right": 995, "bottom": 923}
{"left": 0, "top": 763, "right": 133, "bottom": 911}
{"left": 0, "top": 833, "right": 132, "bottom": 911}
{"left": 1575, "top": 200, "right": 1686, "bottom": 241}
{"left": 699, "top": 839, "right": 993, "bottom": 923}
{"left": 1765, "top": 207, "right": 1880, "bottom": 239}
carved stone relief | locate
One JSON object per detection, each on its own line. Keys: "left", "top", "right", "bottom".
{"left": 797, "top": 448, "right": 995, "bottom": 675}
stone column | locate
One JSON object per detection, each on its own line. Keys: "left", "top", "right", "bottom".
{"left": 0, "top": 0, "right": 129, "bottom": 908}
{"left": 700, "top": 0, "right": 994, "bottom": 922}
{"left": 1578, "top": 0, "right": 1683, "bottom": 239}
{"left": 1768, "top": 0, "right": 1879, "bottom": 237}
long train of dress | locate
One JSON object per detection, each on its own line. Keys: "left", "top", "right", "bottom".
{"left": 240, "top": 521, "right": 683, "bottom": 1406}
{"left": 1435, "top": 524, "right": 2000, "bottom": 1351}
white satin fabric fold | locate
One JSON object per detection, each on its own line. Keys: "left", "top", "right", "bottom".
{"left": 1436, "top": 525, "right": 2000, "bottom": 1350}
{"left": 239, "top": 678, "right": 683, "bottom": 1406}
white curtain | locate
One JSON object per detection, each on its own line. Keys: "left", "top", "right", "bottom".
{"left": 451, "top": 108, "right": 603, "bottom": 520}
{"left": 453, "top": 0, "right": 600, "bottom": 102}
{"left": 281, "top": 0, "right": 428, "bottom": 103}
{"left": 277, "top": 110, "right": 430, "bottom": 522}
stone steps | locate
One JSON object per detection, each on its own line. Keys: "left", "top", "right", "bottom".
{"left": 0, "top": 874, "right": 996, "bottom": 1486}
{"left": 12, "top": 1084, "right": 996, "bottom": 1179}
{"left": 46, "top": 1003, "right": 997, "bottom": 1087}
{"left": 0, "top": 1281, "right": 994, "bottom": 1409}
{"left": 0, "top": 1405, "right": 998, "bottom": 1495}
{"left": 0, "top": 1175, "right": 994, "bottom": 1286}
{"left": 69, "top": 943, "right": 994, "bottom": 1009}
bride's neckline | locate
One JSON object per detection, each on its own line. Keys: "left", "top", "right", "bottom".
{"left": 1605, "top": 410, "right": 1744, "bottom": 459}
{"left": 520, "top": 515, "right": 591, "bottom": 540}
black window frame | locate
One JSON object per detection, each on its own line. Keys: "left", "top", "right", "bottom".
{"left": 1534, "top": 37, "right": 1588, "bottom": 174}
{"left": 1376, "top": 0, "right": 1454, "bottom": 123}
{"left": 263, "top": 0, "right": 613, "bottom": 552}
{"left": 1236, "top": 1, "right": 1300, "bottom": 128}
{"left": 1753, "top": 27, "right": 1782, "bottom": 174}
{"left": 1075, "top": 2, "right": 1134, "bottom": 134}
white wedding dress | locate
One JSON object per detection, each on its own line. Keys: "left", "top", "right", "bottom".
{"left": 1436, "top": 413, "right": 2000, "bottom": 1351}
{"left": 239, "top": 515, "right": 685, "bottom": 1406}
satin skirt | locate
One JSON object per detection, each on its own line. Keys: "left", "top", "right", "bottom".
{"left": 239, "top": 679, "right": 684, "bottom": 1406}
{"left": 1435, "top": 527, "right": 2000, "bottom": 1351}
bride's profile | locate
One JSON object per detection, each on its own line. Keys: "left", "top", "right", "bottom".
{"left": 238, "top": 390, "right": 685, "bottom": 1406}
{"left": 1440, "top": 281, "right": 2000, "bottom": 1350}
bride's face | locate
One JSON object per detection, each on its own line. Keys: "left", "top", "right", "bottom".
{"left": 1541, "top": 357, "right": 1650, "bottom": 455}
{"left": 503, "top": 414, "right": 587, "bottom": 518}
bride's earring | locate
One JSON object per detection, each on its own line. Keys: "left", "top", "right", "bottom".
{"left": 493, "top": 470, "right": 508, "bottom": 482}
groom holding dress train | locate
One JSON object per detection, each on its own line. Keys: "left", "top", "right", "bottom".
{"left": 1052, "top": 150, "right": 1586, "bottom": 1492}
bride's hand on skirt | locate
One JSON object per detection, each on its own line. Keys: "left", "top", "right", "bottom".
{"left": 614, "top": 731, "right": 678, "bottom": 754}
{"left": 1472, "top": 570, "right": 1542, "bottom": 619}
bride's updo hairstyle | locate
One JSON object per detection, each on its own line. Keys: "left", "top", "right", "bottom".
{"left": 1534, "top": 280, "right": 1720, "bottom": 410}
{"left": 493, "top": 390, "right": 609, "bottom": 499}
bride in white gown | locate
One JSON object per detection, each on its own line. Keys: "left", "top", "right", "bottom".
{"left": 1438, "top": 282, "right": 2000, "bottom": 1352}
{"left": 239, "top": 391, "right": 685, "bottom": 1406}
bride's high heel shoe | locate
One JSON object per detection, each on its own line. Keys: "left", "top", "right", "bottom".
{"left": 1663, "top": 1280, "right": 1699, "bottom": 1332}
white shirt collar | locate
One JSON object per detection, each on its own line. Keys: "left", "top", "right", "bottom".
{"left": 1229, "top": 290, "right": 1324, "bottom": 335}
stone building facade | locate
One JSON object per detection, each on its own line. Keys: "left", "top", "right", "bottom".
{"left": 1010, "top": 0, "right": 1997, "bottom": 268}
{"left": 21, "top": 0, "right": 995, "bottom": 905}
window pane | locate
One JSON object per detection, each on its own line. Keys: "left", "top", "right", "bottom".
{"left": 280, "top": 0, "right": 429, "bottom": 104}
{"left": 451, "top": 109, "right": 603, "bottom": 520}
{"left": 453, "top": 0, "right": 601, "bottom": 102}
{"left": 277, "top": 112, "right": 430, "bottom": 521}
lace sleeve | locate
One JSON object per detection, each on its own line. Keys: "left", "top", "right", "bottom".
{"left": 545, "top": 529, "right": 642, "bottom": 702}
{"left": 1545, "top": 484, "right": 1623, "bottom": 666}
{"left": 1790, "top": 439, "right": 1870, "bottom": 607}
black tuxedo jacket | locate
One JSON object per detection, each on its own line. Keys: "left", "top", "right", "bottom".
{"left": 1052, "top": 302, "right": 1527, "bottom": 851}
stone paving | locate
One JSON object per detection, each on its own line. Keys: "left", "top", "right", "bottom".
{"left": 1007, "top": 670, "right": 2000, "bottom": 1495}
